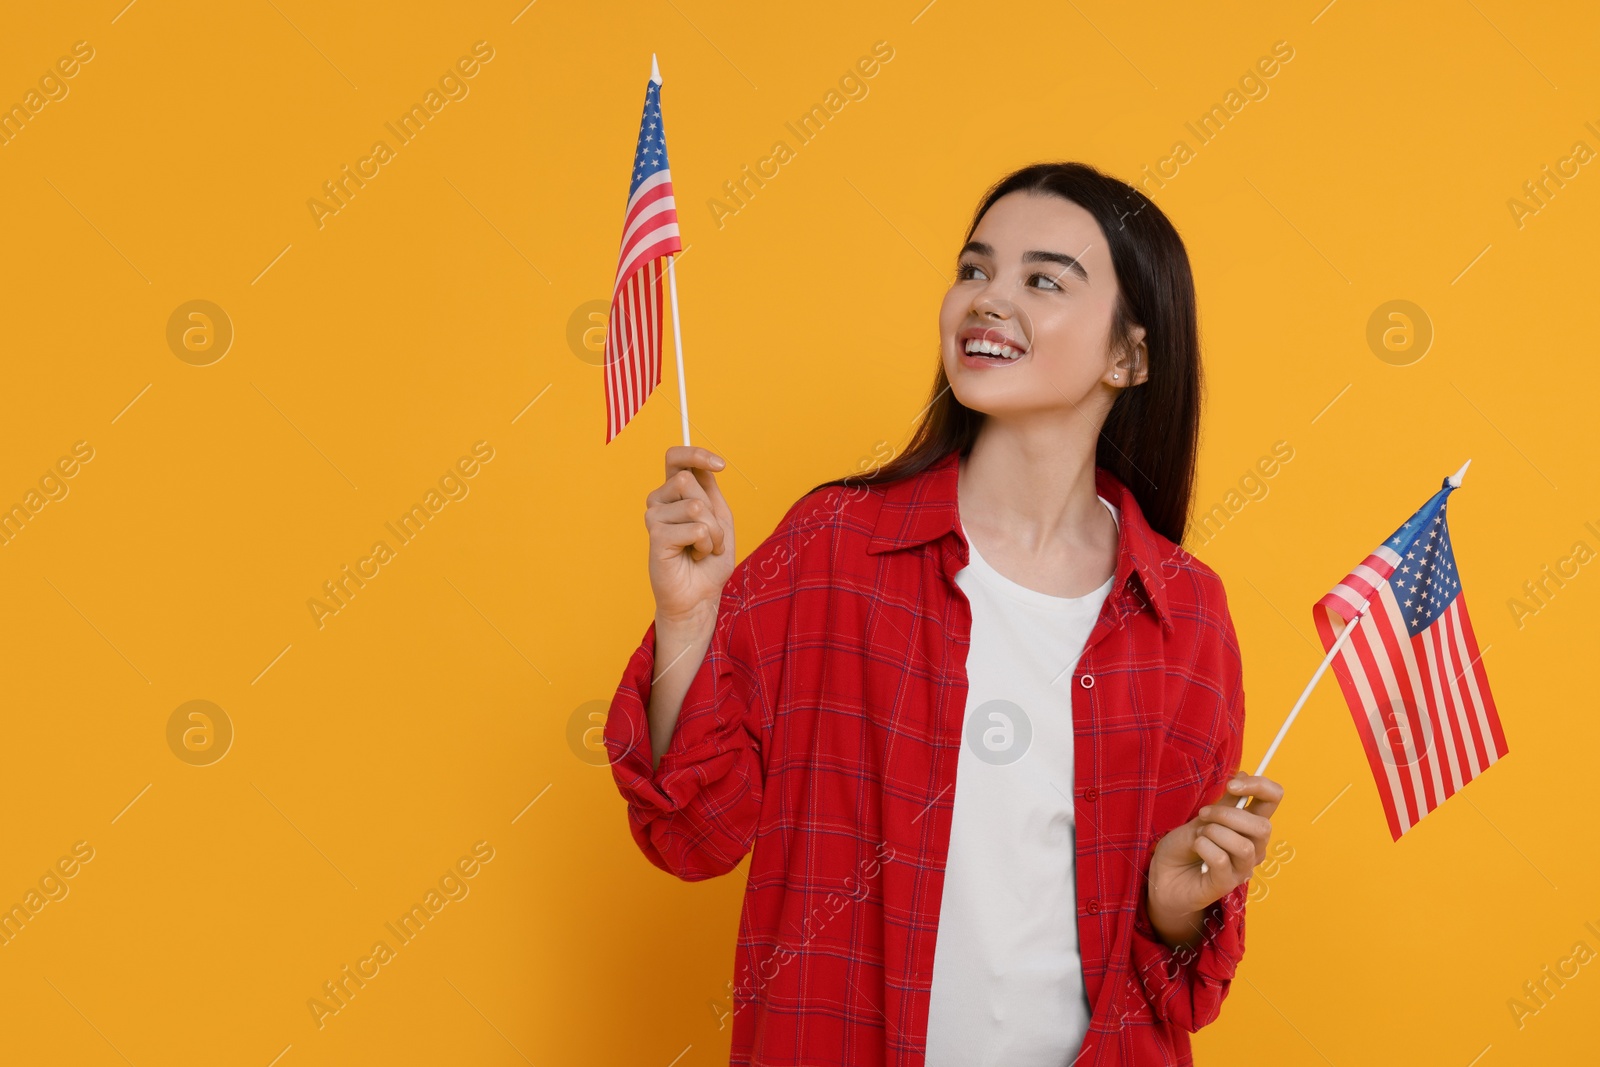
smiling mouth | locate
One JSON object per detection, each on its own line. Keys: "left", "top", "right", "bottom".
{"left": 961, "top": 337, "right": 1026, "bottom": 362}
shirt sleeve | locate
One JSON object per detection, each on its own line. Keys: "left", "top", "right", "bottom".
{"left": 603, "top": 587, "right": 768, "bottom": 882}
{"left": 1125, "top": 576, "right": 1250, "bottom": 1032}
{"left": 602, "top": 488, "right": 824, "bottom": 882}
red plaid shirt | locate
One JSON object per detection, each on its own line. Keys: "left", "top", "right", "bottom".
{"left": 605, "top": 448, "right": 1250, "bottom": 1066}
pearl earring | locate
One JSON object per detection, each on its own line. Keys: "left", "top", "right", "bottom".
{"left": 1113, "top": 373, "right": 1120, "bottom": 379}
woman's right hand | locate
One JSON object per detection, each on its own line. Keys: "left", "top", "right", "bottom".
{"left": 646, "top": 446, "right": 737, "bottom": 624}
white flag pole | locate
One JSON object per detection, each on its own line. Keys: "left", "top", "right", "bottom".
{"left": 666, "top": 252, "right": 690, "bottom": 448}
{"left": 653, "top": 53, "right": 692, "bottom": 449}
{"left": 1198, "top": 458, "right": 1472, "bottom": 873}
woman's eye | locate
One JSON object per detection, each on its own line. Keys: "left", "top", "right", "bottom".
{"left": 954, "top": 263, "right": 1062, "bottom": 290}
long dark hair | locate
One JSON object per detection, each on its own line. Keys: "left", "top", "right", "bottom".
{"left": 807, "top": 161, "right": 1202, "bottom": 546}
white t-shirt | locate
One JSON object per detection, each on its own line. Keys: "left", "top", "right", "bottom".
{"left": 925, "top": 497, "right": 1120, "bottom": 1067}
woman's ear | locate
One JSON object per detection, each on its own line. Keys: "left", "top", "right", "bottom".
{"left": 1110, "top": 326, "right": 1149, "bottom": 387}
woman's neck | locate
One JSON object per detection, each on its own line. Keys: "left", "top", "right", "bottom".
{"left": 957, "top": 418, "right": 1109, "bottom": 557}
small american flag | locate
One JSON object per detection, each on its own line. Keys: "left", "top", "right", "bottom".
{"left": 604, "top": 55, "right": 683, "bottom": 444}
{"left": 1313, "top": 462, "right": 1509, "bottom": 840}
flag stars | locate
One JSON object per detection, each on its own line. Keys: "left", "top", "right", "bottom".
{"left": 1390, "top": 511, "right": 1463, "bottom": 631}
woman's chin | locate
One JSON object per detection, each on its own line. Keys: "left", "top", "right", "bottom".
{"left": 950, "top": 381, "right": 1037, "bottom": 416}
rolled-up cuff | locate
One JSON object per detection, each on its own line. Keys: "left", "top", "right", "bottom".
{"left": 1127, "top": 877, "right": 1249, "bottom": 1031}
{"left": 603, "top": 609, "right": 763, "bottom": 881}
{"left": 606, "top": 610, "right": 737, "bottom": 793}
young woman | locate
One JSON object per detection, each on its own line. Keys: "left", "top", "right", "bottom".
{"left": 605, "top": 161, "right": 1284, "bottom": 1067}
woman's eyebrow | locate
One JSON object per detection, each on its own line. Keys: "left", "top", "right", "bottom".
{"left": 958, "top": 241, "right": 1089, "bottom": 283}
{"left": 1023, "top": 249, "right": 1089, "bottom": 283}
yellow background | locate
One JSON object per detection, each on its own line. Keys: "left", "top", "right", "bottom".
{"left": 1, "top": 0, "right": 1595, "bottom": 1064}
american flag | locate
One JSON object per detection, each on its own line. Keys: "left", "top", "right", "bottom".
{"left": 1313, "top": 464, "right": 1509, "bottom": 841}
{"left": 604, "top": 56, "right": 683, "bottom": 443}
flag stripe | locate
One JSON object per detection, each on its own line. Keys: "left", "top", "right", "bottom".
{"left": 1378, "top": 581, "right": 1447, "bottom": 814}
{"left": 615, "top": 231, "right": 682, "bottom": 301}
{"left": 1318, "top": 601, "right": 1408, "bottom": 840}
{"left": 625, "top": 272, "right": 648, "bottom": 423}
{"left": 648, "top": 259, "right": 664, "bottom": 410}
{"left": 1437, "top": 608, "right": 1484, "bottom": 779}
{"left": 1456, "top": 596, "right": 1509, "bottom": 757}
{"left": 1448, "top": 598, "right": 1499, "bottom": 769}
{"left": 619, "top": 171, "right": 674, "bottom": 237}
{"left": 1417, "top": 617, "right": 1467, "bottom": 796}
{"left": 618, "top": 194, "right": 679, "bottom": 257}
{"left": 1358, "top": 588, "right": 1426, "bottom": 831}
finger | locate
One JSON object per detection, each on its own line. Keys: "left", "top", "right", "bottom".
{"left": 648, "top": 498, "right": 725, "bottom": 556}
{"left": 664, "top": 445, "right": 726, "bottom": 481}
{"left": 1196, "top": 802, "right": 1274, "bottom": 844}
{"left": 647, "top": 473, "right": 720, "bottom": 561}
{"left": 1221, "top": 773, "right": 1285, "bottom": 821}
{"left": 1193, "top": 833, "right": 1231, "bottom": 877}
{"left": 686, "top": 464, "right": 732, "bottom": 541}
{"left": 1196, "top": 822, "right": 1256, "bottom": 873}
{"left": 664, "top": 445, "right": 730, "bottom": 511}
{"left": 648, "top": 467, "right": 713, "bottom": 510}
{"left": 648, "top": 507, "right": 717, "bottom": 560}
{"left": 691, "top": 467, "right": 732, "bottom": 531}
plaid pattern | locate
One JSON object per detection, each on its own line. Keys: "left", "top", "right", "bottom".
{"left": 605, "top": 448, "right": 1251, "bottom": 1066}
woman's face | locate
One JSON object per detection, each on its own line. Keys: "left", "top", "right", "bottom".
{"left": 938, "top": 190, "right": 1145, "bottom": 420}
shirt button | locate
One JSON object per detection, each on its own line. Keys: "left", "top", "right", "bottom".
{"left": 1086, "top": 898, "right": 1101, "bottom": 915}
{"left": 1084, "top": 787, "right": 1099, "bottom": 802}
{"left": 1079, "top": 674, "right": 1094, "bottom": 689}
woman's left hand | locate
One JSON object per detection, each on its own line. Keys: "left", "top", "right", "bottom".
{"left": 1147, "top": 773, "right": 1284, "bottom": 933}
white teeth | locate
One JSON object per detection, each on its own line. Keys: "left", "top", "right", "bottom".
{"left": 964, "top": 338, "right": 1022, "bottom": 359}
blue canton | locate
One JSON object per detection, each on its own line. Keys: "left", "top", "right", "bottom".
{"left": 1382, "top": 478, "right": 1463, "bottom": 636}
{"left": 630, "top": 80, "right": 671, "bottom": 199}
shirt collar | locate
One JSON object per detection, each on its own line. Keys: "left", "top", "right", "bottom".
{"left": 865, "top": 448, "right": 1176, "bottom": 633}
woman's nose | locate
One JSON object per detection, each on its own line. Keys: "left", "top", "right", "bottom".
{"left": 969, "top": 291, "right": 1032, "bottom": 347}
{"left": 972, "top": 292, "right": 1015, "bottom": 321}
